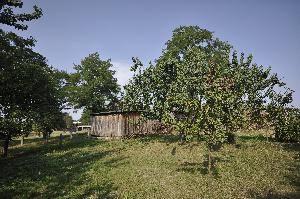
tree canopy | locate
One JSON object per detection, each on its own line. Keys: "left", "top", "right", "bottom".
{"left": 66, "top": 52, "right": 121, "bottom": 113}
{"left": 123, "top": 26, "right": 293, "bottom": 147}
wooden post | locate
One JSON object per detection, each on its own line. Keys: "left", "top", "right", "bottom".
{"left": 43, "top": 132, "right": 49, "bottom": 144}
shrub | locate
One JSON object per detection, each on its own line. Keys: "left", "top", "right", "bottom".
{"left": 274, "top": 108, "right": 300, "bottom": 143}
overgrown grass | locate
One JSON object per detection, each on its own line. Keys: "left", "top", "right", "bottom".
{"left": 0, "top": 131, "right": 299, "bottom": 199}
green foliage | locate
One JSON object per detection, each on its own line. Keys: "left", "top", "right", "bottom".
{"left": 272, "top": 108, "right": 300, "bottom": 142}
{"left": 0, "top": 0, "right": 42, "bottom": 30}
{"left": 123, "top": 26, "right": 293, "bottom": 149}
{"left": 0, "top": 1, "right": 65, "bottom": 155}
{"left": 0, "top": 29, "right": 65, "bottom": 143}
{"left": 67, "top": 52, "right": 120, "bottom": 113}
{"left": 31, "top": 69, "right": 67, "bottom": 136}
{"left": 80, "top": 109, "right": 91, "bottom": 125}
{"left": 0, "top": 30, "right": 42, "bottom": 135}
{"left": 63, "top": 113, "right": 73, "bottom": 129}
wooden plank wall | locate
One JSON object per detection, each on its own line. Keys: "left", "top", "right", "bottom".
{"left": 91, "top": 112, "right": 159, "bottom": 137}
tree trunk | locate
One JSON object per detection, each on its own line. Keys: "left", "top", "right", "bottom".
{"left": 59, "top": 133, "right": 63, "bottom": 145}
{"left": 2, "top": 135, "right": 10, "bottom": 157}
{"left": 179, "top": 132, "right": 185, "bottom": 144}
{"left": 208, "top": 150, "right": 211, "bottom": 175}
{"left": 20, "top": 136, "right": 24, "bottom": 146}
{"left": 43, "top": 132, "right": 49, "bottom": 144}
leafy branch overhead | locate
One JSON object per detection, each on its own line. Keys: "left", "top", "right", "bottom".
{"left": 0, "top": 0, "right": 42, "bottom": 31}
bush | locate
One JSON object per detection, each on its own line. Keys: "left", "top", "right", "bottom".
{"left": 274, "top": 108, "right": 300, "bottom": 143}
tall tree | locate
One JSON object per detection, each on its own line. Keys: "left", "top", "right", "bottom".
{"left": 123, "top": 26, "right": 293, "bottom": 173}
{"left": 67, "top": 53, "right": 120, "bottom": 113}
{"left": 0, "top": 1, "right": 64, "bottom": 156}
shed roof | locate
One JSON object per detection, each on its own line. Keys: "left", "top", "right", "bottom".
{"left": 90, "top": 111, "right": 140, "bottom": 116}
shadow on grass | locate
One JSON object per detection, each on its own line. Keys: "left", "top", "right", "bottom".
{"left": 130, "top": 134, "right": 180, "bottom": 144}
{"left": 282, "top": 143, "right": 300, "bottom": 194}
{"left": 6, "top": 132, "right": 88, "bottom": 147}
{"left": 238, "top": 134, "right": 269, "bottom": 142}
{"left": 0, "top": 135, "right": 121, "bottom": 198}
{"left": 176, "top": 155, "right": 221, "bottom": 177}
{"left": 3, "top": 135, "right": 102, "bottom": 161}
{"left": 131, "top": 134, "right": 207, "bottom": 148}
{"left": 247, "top": 142, "right": 300, "bottom": 199}
{"left": 103, "top": 156, "right": 129, "bottom": 168}
{"left": 247, "top": 190, "right": 300, "bottom": 199}
{"left": 75, "top": 182, "right": 117, "bottom": 199}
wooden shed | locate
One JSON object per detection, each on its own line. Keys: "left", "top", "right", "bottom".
{"left": 90, "top": 111, "right": 158, "bottom": 137}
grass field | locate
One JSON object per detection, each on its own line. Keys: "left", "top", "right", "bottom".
{"left": 0, "top": 131, "right": 299, "bottom": 199}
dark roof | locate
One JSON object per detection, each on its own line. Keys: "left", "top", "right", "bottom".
{"left": 90, "top": 111, "right": 140, "bottom": 116}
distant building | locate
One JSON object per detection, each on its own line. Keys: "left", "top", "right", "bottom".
{"left": 76, "top": 125, "right": 91, "bottom": 132}
{"left": 73, "top": 121, "right": 82, "bottom": 125}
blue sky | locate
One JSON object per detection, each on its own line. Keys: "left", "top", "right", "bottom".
{"left": 3, "top": 0, "right": 300, "bottom": 119}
